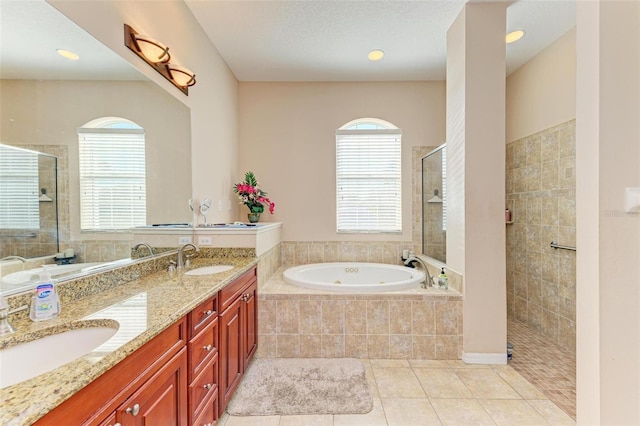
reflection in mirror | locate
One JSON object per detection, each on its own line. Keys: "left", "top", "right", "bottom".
{"left": 0, "top": 145, "right": 59, "bottom": 258}
{"left": 421, "top": 144, "right": 446, "bottom": 263}
{"left": 0, "top": 0, "right": 192, "bottom": 269}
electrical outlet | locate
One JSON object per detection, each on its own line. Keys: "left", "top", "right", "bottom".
{"left": 178, "top": 236, "right": 193, "bottom": 245}
{"left": 198, "top": 236, "right": 212, "bottom": 246}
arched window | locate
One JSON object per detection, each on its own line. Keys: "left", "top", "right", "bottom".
{"left": 78, "top": 117, "right": 146, "bottom": 231}
{"left": 336, "top": 118, "right": 402, "bottom": 233}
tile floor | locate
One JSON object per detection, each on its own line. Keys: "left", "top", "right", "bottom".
{"left": 219, "top": 358, "right": 575, "bottom": 425}
{"left": 507, "top": 320, "right": 576, "bottom": 420}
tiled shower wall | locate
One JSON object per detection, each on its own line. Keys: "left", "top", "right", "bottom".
{"left": 506, "top": 119, "right": 576, "bottom": 354}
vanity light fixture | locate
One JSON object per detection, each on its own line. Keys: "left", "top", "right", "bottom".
{"left": 506, "top": 30, "right": 525, "bottom": 44}
{"left": 368, "top": 49, "right": 385, "bottom": 61}
{"left": 124, "top": 24, "right": 196, "bottom": 95}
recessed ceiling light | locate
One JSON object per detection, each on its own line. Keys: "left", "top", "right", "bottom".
{"left": 506, "top": 30, "right": 525, "bottom": 44}
{"left": 56, "top": 49, "right": 79, "bottom": 60}
{"left": 368, "top": 50, "right": 384, "bottom": 61}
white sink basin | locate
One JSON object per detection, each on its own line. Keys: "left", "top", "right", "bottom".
{"left": 185, "top": 265, "right": 234, "bottom": 276}
{"left": 0, "top": 324, "right": 118, "bottom": 389}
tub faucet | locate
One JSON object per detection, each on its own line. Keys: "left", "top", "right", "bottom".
{"left": 177, "top": 243, "right": 199, "bottom": 269}
{"left": 0, "top": 296, "right": 28, "bottom": 336}
{"left": 133, "top": 243, "right": 155, "bottom": 257}
{"left": 404, "top": 256, "right": 434, "bottom": 288}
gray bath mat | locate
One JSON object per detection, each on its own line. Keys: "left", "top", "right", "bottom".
{"left": 227, "top": 358, "right": 373, "bottom": 416}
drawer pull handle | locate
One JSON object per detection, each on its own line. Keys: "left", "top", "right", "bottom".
{"left": 203, "top": 344, "right": 213, "bottom": 351}
{"left": 125, "top": 403, "right": 140, "bottom": 416}
{"left": 203, "top": 383, "right": 212, "bottom": 390}
{"left": 203, "top": 309, "right": 213, "bottom": 316}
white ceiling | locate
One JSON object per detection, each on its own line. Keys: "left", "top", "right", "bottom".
{"left": 186, "top": 0, "right": 576, "bottom": 81}
{"left": 0, "top": 0, "right": 143, "bottom": 80}
{"left": 0, "top": 0, "right": 575, "bottom": 82}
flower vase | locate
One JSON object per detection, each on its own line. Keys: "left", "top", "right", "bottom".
{"left": 247, "top": 212, "right": 261, "bottom": 223}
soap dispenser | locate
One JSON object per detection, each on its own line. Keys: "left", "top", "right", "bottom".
{"left": 437, "top": 267, "right": 448, "bottom": 290}
{"left": 30, "top": 266, "right": 61, "bottom": 321}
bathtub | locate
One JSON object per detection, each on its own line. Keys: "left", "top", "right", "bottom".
{"left": 283, "top": 262, "right": 425, "bottom": 293}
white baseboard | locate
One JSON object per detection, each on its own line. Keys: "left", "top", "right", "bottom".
{"left": 462, "top": 351, "right": 507, "bottom": 365}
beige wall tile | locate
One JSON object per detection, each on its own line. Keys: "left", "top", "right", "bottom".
{"left": 276, "top": 300, "right": 300, "bottom": 334}
{"left": 300, "top": 335, "right": 322, "bottom": 358}
{"left": 321, "top": 300, "right": 345, "bottom": 334}
{"left": 299, "top": 300, "right": 322, "bottom": 334}
{"left": 435, "top": 301, "right": 458, "bottom": 335}
{"left": 321, "top": 335, "right": 345, "bottom": 357}
{"left": 412, "top": 300, "right": 436, "bottom": 335}
{"left": 345, "top": 334, "right": 368, "bottom": 358}
{"left": 258, "top": 299, "right": 277, "bottom": 335}
{"left": 389, "top": 335, "right": 412, "bottom": 359}
{"left": 366, "top": 300, "right": 390, "bottom": 334}
{"left": 256, "top": 335, "right": 277, "bottom": 358}
{"left": 345, "top": 300, "right": 367, "bottom": 334}
{"left": 413, "top": 335, "right": 436, "bottom": 359}
{"left": 389, "top": 301, "right": 412, "bottom": 334}
{"left": 276, "top": 334, "right": 300, "bottom": 357}
{"left": 435, "top": 335, "right": 460, "bottom": 360}
{"left": 367, "top": 335, "right": 390, "bottom": 359}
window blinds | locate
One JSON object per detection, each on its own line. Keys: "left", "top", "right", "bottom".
{"left": 78, "top": 128, "right": 146, "bottom": 231}
{"left": 0, "top": 145, "right": 39, "bottom": 229}
{"left": 336, "top": 130, "right": 402, "bottom": 233}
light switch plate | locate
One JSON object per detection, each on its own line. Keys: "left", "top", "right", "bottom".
{"left": 625, "top": 187, "right": 640, "bottom": 213}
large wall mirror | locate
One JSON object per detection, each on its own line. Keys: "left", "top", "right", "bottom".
{"left": 421, "top": 144, "right": 446, "bottom": 263}
{"left": 0, "top": 1, "right": 192, "bottom": 267}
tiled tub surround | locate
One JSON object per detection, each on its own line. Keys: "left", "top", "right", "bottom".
{"left": 506, "top": 119, "right": 576, "bottom": 354}
{"left": 280, "top": 241, "right": 461, "bottom": 293}
{"left": 258, "top": 267, "right": 463, "bottom": 360}
{"left": 0, "top": 249, "right": 258, "bottom": 425}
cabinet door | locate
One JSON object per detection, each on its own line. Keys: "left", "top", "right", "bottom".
{"left": 117, "top": 348, "right": 188, "bottom": 426}
{"left": 243, "top": 281, "right": 258, "bottom": 366}
{"left": 218, "top": 296, "right": 243, "bottom": 413}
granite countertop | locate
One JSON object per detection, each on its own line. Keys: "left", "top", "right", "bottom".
{"left": 0, "top": 256, "right": 257, "bottom": 426}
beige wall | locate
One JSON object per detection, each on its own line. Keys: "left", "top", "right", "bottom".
{"left": 576, "top": 1, "right": 640, "bottom": 424}
{"left": 238, "top": 82, "right": 446, "bottom": 242}
{"left": 506, "top": 28, "right": 576, "bottom": 144}
{"left": 447, "top": 3, "right": 507, "bottom": 361}
{"left": 49, "top": 0, "right": 240, "bottom": 226}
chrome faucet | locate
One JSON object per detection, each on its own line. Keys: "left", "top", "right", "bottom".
{"left": 177, "top": 243, "right": 199, "bottom": 269}
{"left": 0, "top": 256, "right": 27, "bottom": 263}
{"left": 0, "top": 296, "right": 29, "bottom": 336}
{"left": 404, "top": 255, "right": 434, "bottom": 288}
{"left": 133, "top": 243, "right": 155, "bottom": 257}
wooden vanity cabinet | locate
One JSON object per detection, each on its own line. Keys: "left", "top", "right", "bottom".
{"left": 218, "top": 267, "right": 258, "bottom": 414}
{"left": 35, "top": 318, "right": 188, "bottom": 426}
{"left": 34, "top": 267, "right": 257, "bottom": 426}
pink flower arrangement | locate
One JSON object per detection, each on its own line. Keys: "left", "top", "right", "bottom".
{"left": 234, "top": 172, "right": 275, "bottom": 214}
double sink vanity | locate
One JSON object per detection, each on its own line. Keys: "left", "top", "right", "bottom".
{"left": 0, "top": 249, "right": 260, "bottom": 426}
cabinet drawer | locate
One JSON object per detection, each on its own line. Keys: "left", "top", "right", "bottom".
{"left": 189, "top": 296, "right": 217, "bottom": 338}
{"left": 189, "top": 317, "right": 218, "bottom": 382}
{"left": 219, "top": 268, "right": 256, "bottom": 312}
{"left": 192, "top": 392, "right": 216, "bottom": 426}
{"left": 189, "top": 354, "right": 218, "bottom": 420}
